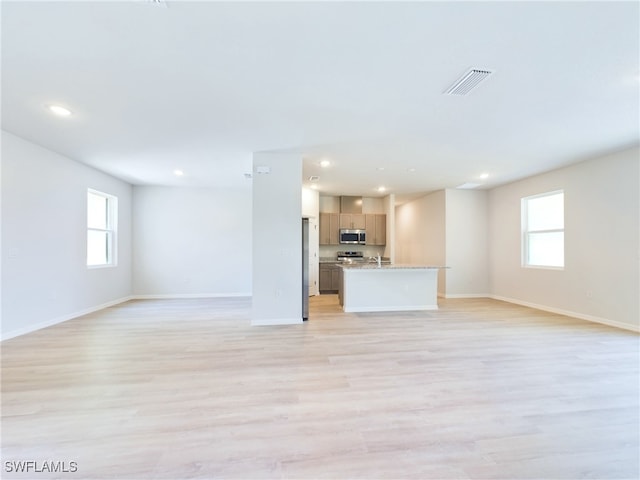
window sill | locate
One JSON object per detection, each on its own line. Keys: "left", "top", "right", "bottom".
{"left": 87, "top": 264, "right": 117, "bottom": 269}
{"left": 522, "top": 264, "right": 564, "bottom": 271}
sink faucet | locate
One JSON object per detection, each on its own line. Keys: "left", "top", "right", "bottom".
{"left": 369, "top": 253, "right": 382, "bottom": 267}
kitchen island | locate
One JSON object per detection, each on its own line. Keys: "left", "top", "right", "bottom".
{"left": 338, "top": 264, "right": 445, "bottom": 313}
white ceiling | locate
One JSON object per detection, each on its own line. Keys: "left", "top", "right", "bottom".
{"left": 2, "top": 1, "right": 638, "bottom": 203}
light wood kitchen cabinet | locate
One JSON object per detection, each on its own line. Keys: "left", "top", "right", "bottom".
{"left": 319, "top": 265, "right": 332, "bottom": 292}
{"left": 320, "top": 212, "right": 384, "bottom": 245}
{"left": 365, "top": 214, "right": 387, "bottom": 245}
{"left": 319, "top": 213, "right": 340, "bottom": 245}
{"left": 319, "top": 263, "right": 341, "bottom": 293}
{"left": 339, "top": 213, "right": 366, "bottom": 229}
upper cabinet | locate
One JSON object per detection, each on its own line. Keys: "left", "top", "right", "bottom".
{"left": 365, "top": 214, "right": 386, "bottom": 245}
{"left": 339, "top": 213, "right": 366, "bottom": 230}
{"left": 319, "top": 213, "right": 340, "bottom": 245}
{"left": 320, "top": 212, "right": 386, "bottom": 245}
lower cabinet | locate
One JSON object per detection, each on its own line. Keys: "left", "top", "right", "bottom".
{"left": 319, "top": 263, "right": 341, "bottom": 293}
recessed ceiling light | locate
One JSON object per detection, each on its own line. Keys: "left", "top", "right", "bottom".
{"left": 320, "top": 159, "right": 331, "bottom": 168}
{"left": 173, "top": 169, "right": 184, "bottom": 176}
{"left": 46, "top": 104, "right": 72, "bottom": 117}
{"left": 407, "top": 168, "right": 416, "bottom": 172}
{"left": 309, "top": 175, "right": 320, "bottom": 182}
{"left": 479, "top": 173, "right": 489, "bottom": 179}
{"left": 377, "top": 186, "right": 386, "bottom": 193}
{"left": 377, "top": 167, "right": 385, "bottom": 171}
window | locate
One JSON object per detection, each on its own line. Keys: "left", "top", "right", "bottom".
{"left": 87, "top": 189, "right": 117, "bottom": 267}
{"left": 522, "top": 190, "right": 564, "bottom": 268}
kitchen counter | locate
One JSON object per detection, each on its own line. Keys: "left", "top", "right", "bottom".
{"left": 339, "top": 264, "right": 446, "bottom": 313}
{"left": 338, "top": 263, "right": 441, "bottom": 270}
{"left": 320, "top": 257, "right": 392, "bottom": 265}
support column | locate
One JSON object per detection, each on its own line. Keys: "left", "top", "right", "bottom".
{"left": 251, "top": 152, "right": 303, "bottom": 325}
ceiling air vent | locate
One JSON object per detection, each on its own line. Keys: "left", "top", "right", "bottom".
{"left": 444, "top": 69, "right": 493, "bottom": 96}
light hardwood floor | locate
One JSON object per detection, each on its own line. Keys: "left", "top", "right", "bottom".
{"left": 2, "top": 296, "right": 638, "bottom": 479}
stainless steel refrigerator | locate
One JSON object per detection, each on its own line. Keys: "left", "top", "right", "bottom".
{"left": 302, "top": 218, "right": 309, "bottom": 321}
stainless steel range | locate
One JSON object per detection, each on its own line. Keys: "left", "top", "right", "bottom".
{"left": 337, "top": 251, "right": 364, "bottom": 263}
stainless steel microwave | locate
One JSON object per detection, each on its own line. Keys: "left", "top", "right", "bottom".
{"left": 339, "top": 229, "right": 366, "bottom": 244}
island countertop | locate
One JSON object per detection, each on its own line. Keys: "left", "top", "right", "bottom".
{"left": 338, "top": 263, "right": 446, "bottom": 270}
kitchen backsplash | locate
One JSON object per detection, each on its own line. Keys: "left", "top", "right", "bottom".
{"left": 319, "top": 245, "right": 385, "bottom": 259}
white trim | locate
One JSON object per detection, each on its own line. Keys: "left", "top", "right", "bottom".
{"left": 490, "top": 295, "right": 639, "bottom": 333}
{"left": 521, "top": 264, "right": 564, "bottom": 271}
{"left": 444, "top": 293, "right": 491, "bottom": 299}
{"left": 1, "top": 296, "right": 133, "bottom": 341}
{"left": 132, "top": 293, "right": 251, "bottom": 300}
{"left": 251, "top": 317, "right": 303, "bottom": 326}
{"left": 343, "top": 305, "right": 438, "bottom": 313}
{"left": 87, "top": 264, "right": 117, "bottom": 270}
{"left": 2, "top": 294, "right": 254, "bottom": 341}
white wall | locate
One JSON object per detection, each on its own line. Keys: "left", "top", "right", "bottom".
{"left": 302, "top": 187, "right": 319, "bottom": 218}
{"left": 252, "top": 153, "right": 302, "bottom": 325}
{"left": 132, "top": 186, "right": 251, "bottom": 297}
{"left": 445, "top": 189, "right": 489, "bottom": 297}
{"left": 395, "top": 189, "right": 489, "bottom": 297}
{"left": 1, "top": 131, "right": 132, "bottom": 339}
{"left": 489, "top": 147, "right": 639, "bottom": 331}
{"left": 395, "top": 190, "right": 447, "bottom": 295}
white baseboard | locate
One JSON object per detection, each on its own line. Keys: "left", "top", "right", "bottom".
{"left": 132, "top": 293, "right": 251, "bottom": 300}
{"left": 1, "top": 294, "right": 254, "bottom": 341}
{"left": 1, "top": 296, "right": 134, "bottom": 342}
{"left": 344, "top": 305, "right": 438, "bottom": 313}
{"left": 444, "top": 293, "right": 491, "bottom": 299}
{"left": 490, "top": 295, "right": 640, "bottom": 333}
{"left": 251, "top": 317, "right": 303, "bottom": 326}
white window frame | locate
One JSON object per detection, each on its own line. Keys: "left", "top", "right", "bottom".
{"left": 521, "top": 190, "right": 564, "bottom": 270}
{"left": 87, "top": 189, "right": 118, "bottom": 268}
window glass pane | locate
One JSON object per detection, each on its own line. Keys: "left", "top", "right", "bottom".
{"left": 87, "top": 230, "right": 108, "bottom": 266}
{"left": 527, "top": 192, "right": 563, "bottom": 231}
{"left": 528, "top": 231, "right": 564, "bottom": 267}
{"left": 88, "top": 192, "right": 107, "bottom": 229}
{"left": 87, "top": 189, "right": 116, "bottom": 267}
